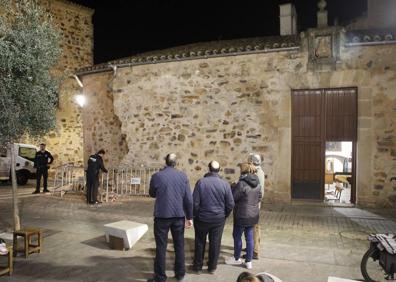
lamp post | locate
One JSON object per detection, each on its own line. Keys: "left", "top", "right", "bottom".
{"left": 74, "top": 93, "right": 86, "bottom": 169}
{"left": 73, "top": 73, "right": 86, "bottom": 169}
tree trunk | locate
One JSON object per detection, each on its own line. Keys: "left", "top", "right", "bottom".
{"left": 10, "top": 143, "right": 21, "bottom": 231}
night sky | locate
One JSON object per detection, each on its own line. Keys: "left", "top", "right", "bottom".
{"left": 71, "top": 0, "right": 367, "bottom": 64}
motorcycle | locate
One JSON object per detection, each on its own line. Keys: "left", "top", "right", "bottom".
{"left": 360, "top": 177, "right": 396, "bottom": 282}
{"left": 361, "top": 233, "right": 396, "bottom": 281}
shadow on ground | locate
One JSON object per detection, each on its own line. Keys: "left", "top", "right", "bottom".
{"left": 81, "top": 235, "right": 110, "bottom": 250}
{"left": 11, "top": 256, "right": 154, "bottom": 282}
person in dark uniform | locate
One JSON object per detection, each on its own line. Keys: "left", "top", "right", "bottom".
{"left": 33, "top": 143, "right": 54, "bottom": 194}
{"left": 86, "top": 149, "right": 108, "bottom": 205}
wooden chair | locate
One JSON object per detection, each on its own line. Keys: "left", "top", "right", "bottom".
{"left": 0, "top": 246, "right": 13, "bottom": 276}
{"left": 13, "top": 228, "right": 42, "bottom": 258}
{"left": 325, "top": 173, "right": 334, "bottom": 189}
{"left": 335, "top": 182, "right": 344, "bottom": 200}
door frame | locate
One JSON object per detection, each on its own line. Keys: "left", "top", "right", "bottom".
{"left": 351, "top": 140, "right": 357, "bottom": 204}
{"left": 291, "top": 87, "right": 358, "bottom": 204}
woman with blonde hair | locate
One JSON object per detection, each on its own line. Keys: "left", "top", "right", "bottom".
{"left": 226, "top": 163, "right": 262, "bottom": 269}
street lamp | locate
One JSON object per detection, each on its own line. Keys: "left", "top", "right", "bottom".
{"left": 75, "top": 94, "right": 86, "bottom": 107}
{"left": 72, "top": 74, "right": 84, "bottom": 88}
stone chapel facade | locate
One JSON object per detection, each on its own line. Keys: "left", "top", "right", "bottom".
{"left": 5, "top": 1, "right": 394, "bottom": 207}
{"left": 75, "top": 1, "right": 396, "bottom": 207}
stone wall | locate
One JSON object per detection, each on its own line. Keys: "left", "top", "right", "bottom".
{"left": 111, "top": 52, "right": 301, "bottom": 203}
{"left": 81, "top": 41, "right": 396, "bottom": 207}
{"left": 36, "top": 0, "right": 93, "bottom": 166}
{"left": 82, "top": 72, "right": 128, "bottom": 168}
{"left": 338, "top": 44, "right": 396, "bottom": 207}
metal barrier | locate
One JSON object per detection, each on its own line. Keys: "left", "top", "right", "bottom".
{"left": 101, "top": 167, "right": 161, "bottom": 202}
{"left": 52, "top": 164, "right": 161, "bottom": 202}
{"left": 52, "top": 163, "right": 85, "bottom": 197}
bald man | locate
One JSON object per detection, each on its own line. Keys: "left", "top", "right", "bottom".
{"left": 192, "top": 161, "right": 235, "bottom": 274}
{"left": 148, "top": 153, "right": 193, "bottom": 282}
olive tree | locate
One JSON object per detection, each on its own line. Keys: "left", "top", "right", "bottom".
{"left": 0, "top": 0, "right": 61, "bottom": 230}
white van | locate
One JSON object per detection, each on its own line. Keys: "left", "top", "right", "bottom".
{"left": 0, "top": 143, "right": 37, "bottom": 185}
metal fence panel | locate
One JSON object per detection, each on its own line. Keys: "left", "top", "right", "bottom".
{"left": 52, "top": 164, "right": 161, "bottom": 202}
{"left": 102, "top": 167, "right": 160, "bottom": 202}
{"left": 52, "top": 163, "right": 85, "bottom": 197}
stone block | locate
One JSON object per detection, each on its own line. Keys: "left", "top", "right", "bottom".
{"left": 104, "top": 220, "right": 148, "bottom": 250}
{"left": 328, "top": 277, "right": 360, "bottom": 282}
{"left": 358, "top": 117, "right": 372, "bottom": 129}
{"left": 224, "top": 168, "right": 235, "bottom": 174}
{"left": 358, "top": 100, "right": 372, "bottom": 117}
{"left": 358, "top": 87, "right": 372, "bottom": 100}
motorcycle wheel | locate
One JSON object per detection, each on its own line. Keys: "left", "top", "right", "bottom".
{"left": 361, "top": 247, "right": 387, "bottom": 282}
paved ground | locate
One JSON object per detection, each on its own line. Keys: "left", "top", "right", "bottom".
{"left": 0, "top": 181, "right": 396, "bottom": 282}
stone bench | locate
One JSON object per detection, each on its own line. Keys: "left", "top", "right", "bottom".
{"left": 328, "top": 277, "right": 360, "bottom": 282}
{"left": 104, "top": 220, "right": 148, "bottom": 250}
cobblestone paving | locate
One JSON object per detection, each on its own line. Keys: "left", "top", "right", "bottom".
{"left": 0, "top": 188, "right": 395, "bottom": 282}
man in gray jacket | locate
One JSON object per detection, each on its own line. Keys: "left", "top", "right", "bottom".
{"left": 248, "top": 153, "right": 265, "bottom": 259}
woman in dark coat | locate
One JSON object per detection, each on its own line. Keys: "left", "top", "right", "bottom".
{"left": 226, "top": 163, "right": 262, "bottom": 269}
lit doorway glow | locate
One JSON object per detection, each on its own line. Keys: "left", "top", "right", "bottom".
{"left": 324, "top": 141, "right": 353, "bottom": 204}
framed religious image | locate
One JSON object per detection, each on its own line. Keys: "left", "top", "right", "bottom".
{"left": 307, "top": 27, "right": 341, "bottom": 70}
{"left": 314, "top": 35, "right": 332, "bottom": 58}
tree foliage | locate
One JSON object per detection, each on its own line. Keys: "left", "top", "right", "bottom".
{"left": 0, "top": 0, "right": 61, "bottom": 145}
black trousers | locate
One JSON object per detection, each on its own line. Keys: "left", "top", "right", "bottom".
{"left": 86, "top": 173, "right": 99, "bottom": 204}
{"left": 36, "top": 168, "right": 48, "bottom": 191}
{"left": 154, "top": 217, "right": 185, "bottom": 282}
{"left": 193, "top": 219, "right": 225, "bottom": 271}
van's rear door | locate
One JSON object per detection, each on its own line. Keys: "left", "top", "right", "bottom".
{"left": 0, "top": 150, "right": 10, "bottom": 179}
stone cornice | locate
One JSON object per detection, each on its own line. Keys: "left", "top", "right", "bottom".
{"left": 77, "top": 35, "right": 300, "bottom": 76}
{"left": 345, "top": 28, "right": 396, "bottom": 46}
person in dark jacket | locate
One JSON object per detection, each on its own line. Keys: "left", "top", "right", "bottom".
{"left": 33, "top": 143, "right": 54, "bottom": 194}
{"left": 148, "top": 153, "right": 193, "bottom": 282}
{"left": 86, "top": 149, "right": 108, "bottom": 205}
{"left": 248, "top": 153, "right": 265, "bottom": 260}
{"left": 192, "top": 160, "right": 234, "bottom": 274}
{"left": 226, "top": 163, "right": 262, "bottom": 270}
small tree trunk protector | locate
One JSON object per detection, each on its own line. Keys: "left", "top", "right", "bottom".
{"left": 10, "top": 143, "right": 20, "bottom": 231}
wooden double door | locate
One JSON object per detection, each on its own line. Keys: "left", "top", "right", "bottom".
{"left": 291, "top": 88, "right": 357, "bottom": 202}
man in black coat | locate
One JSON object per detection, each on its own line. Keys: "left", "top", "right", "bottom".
{"left": 86, "top": 149, "right": 108, "bottom": 204}
{"left": 192, "top": 160, "right": 234, "bottom": 274}
{"left": 33, "top": 143, "right": 54, "bottom": 194}
{"left": 148, "top": 153, "right": 193, "bottom": 282}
